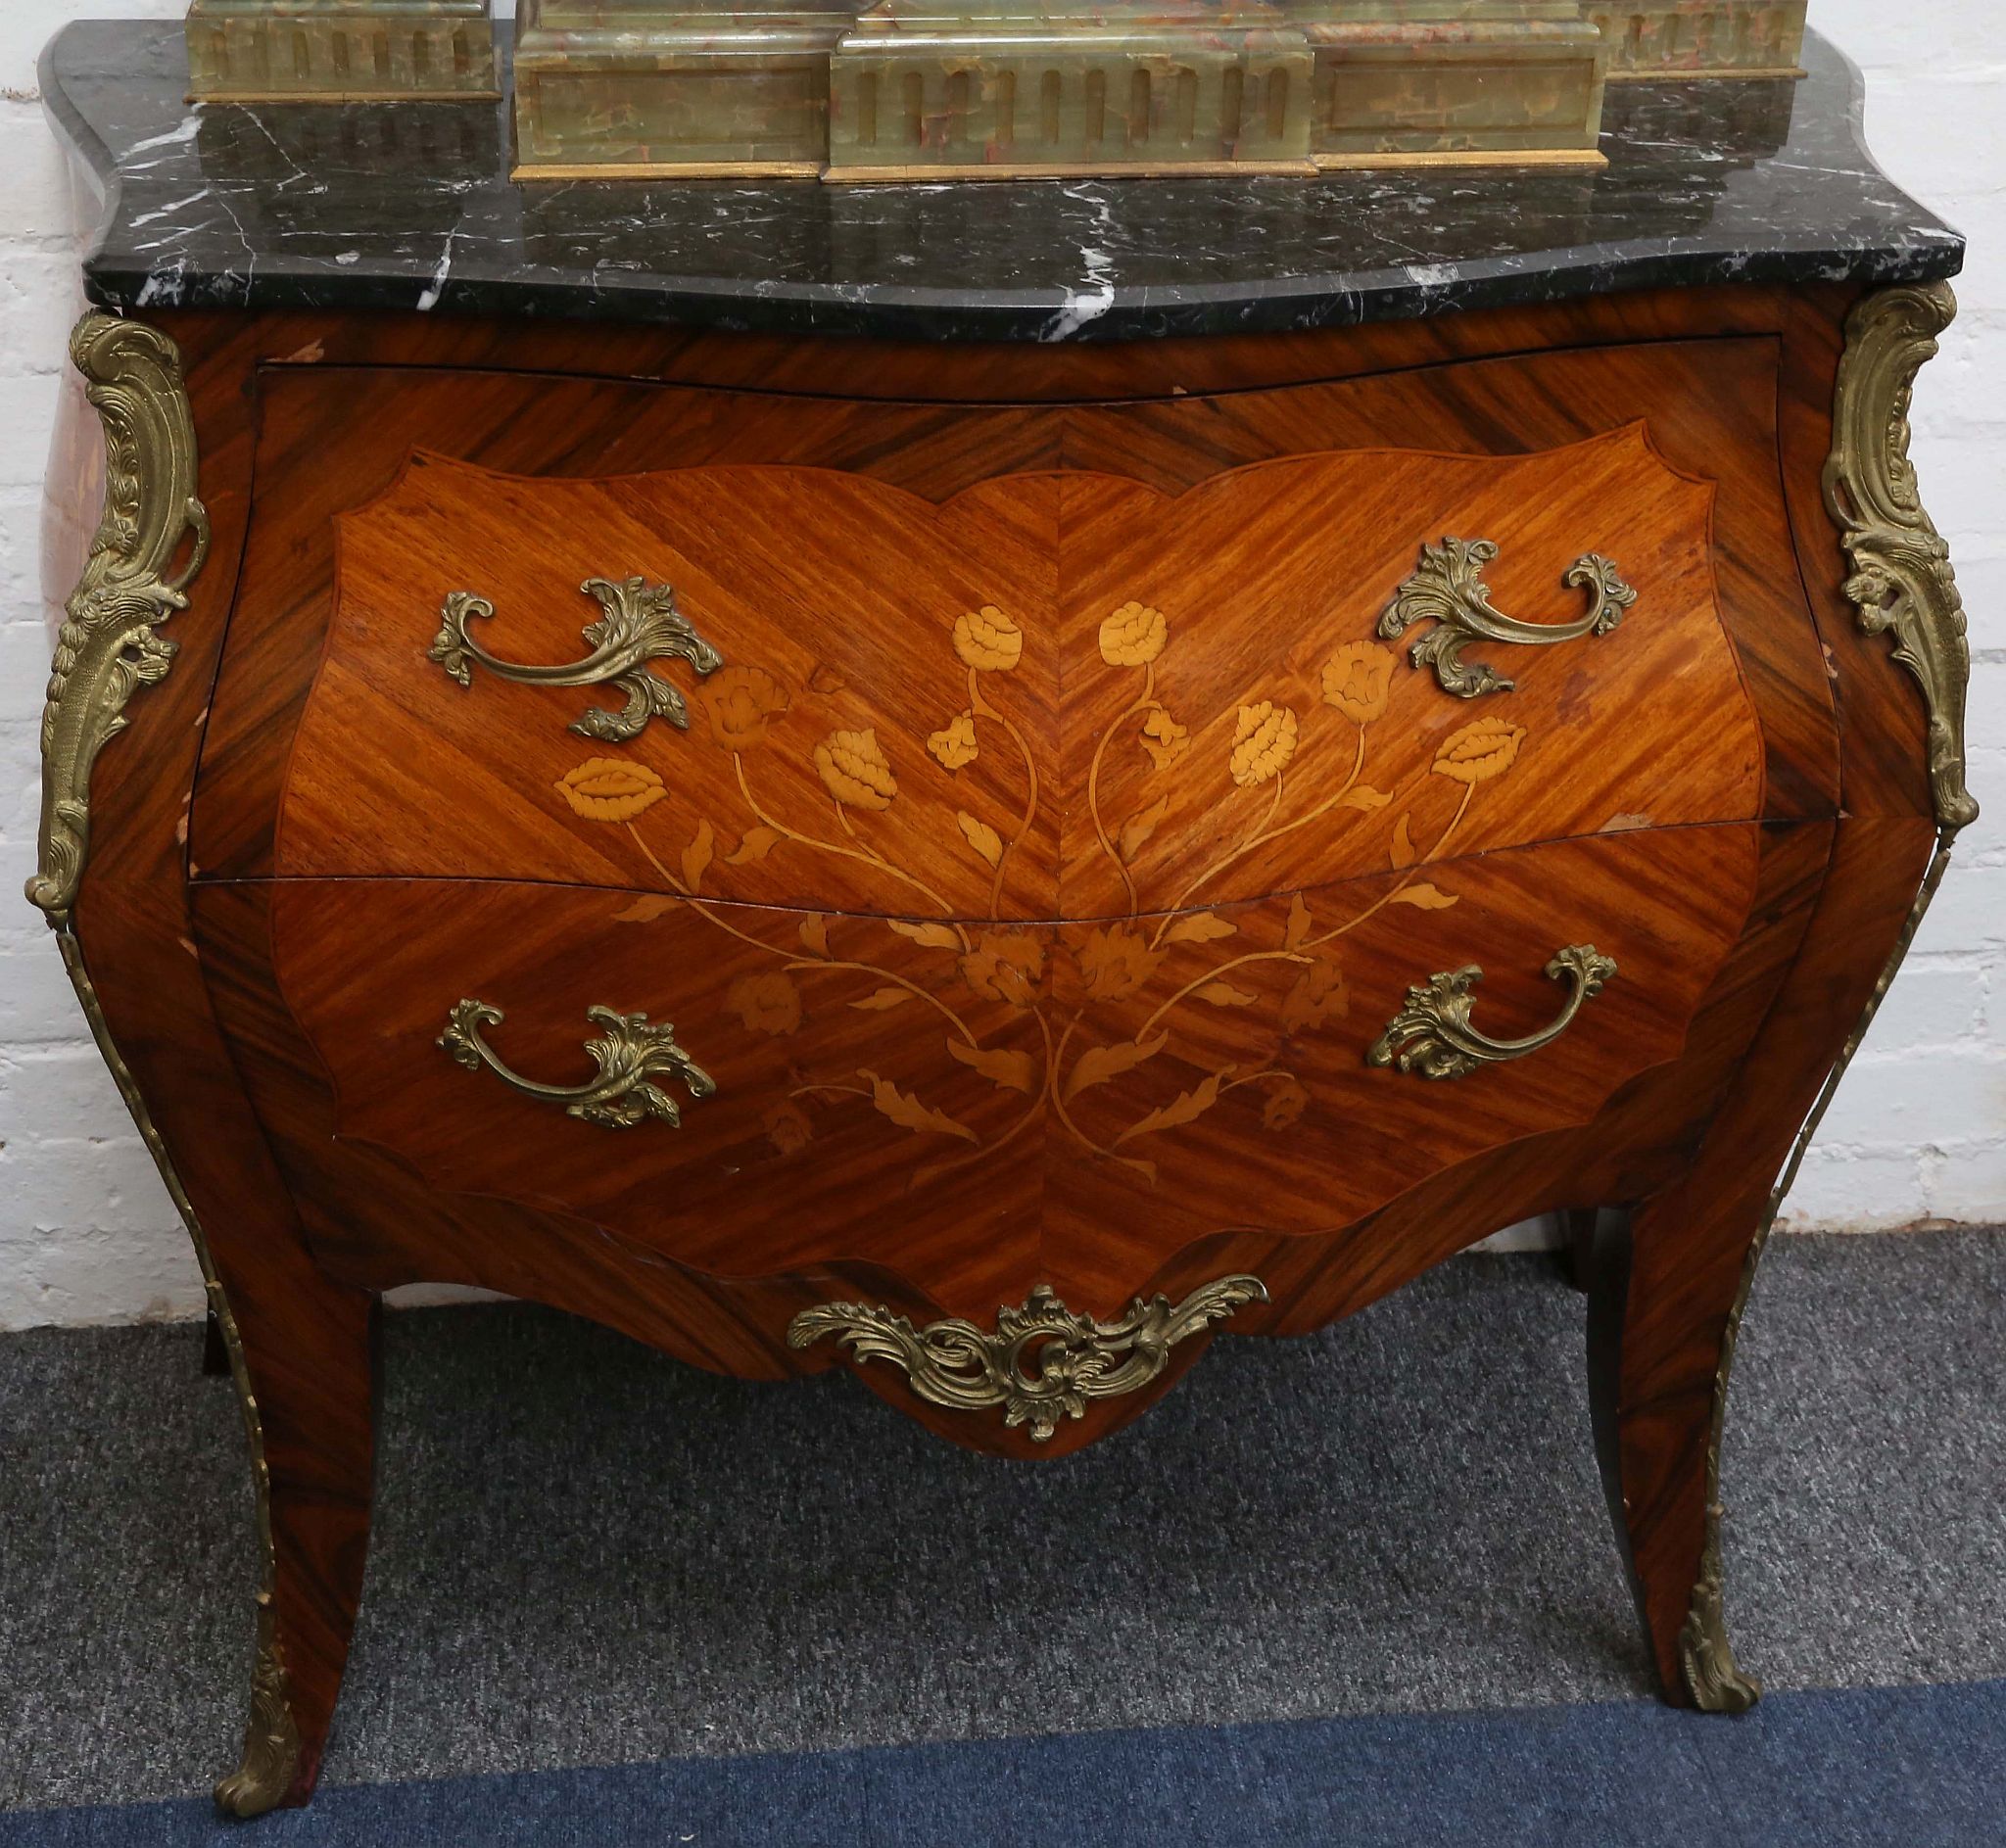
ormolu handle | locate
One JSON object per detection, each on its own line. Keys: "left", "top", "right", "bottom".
{"left": 1379, "top": 538, "right": 1636, "bottom": 698}
{"left": 438, "top": 999, "right": 716, "bottom": 1129}
{"left": 428, "top": 576, "right": 723, "bottom": 742}
{"left": 1366, "top": 944, "right": 1617, "bottom": 1082}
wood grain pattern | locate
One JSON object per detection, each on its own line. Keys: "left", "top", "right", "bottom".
{"left": 48, "top": 280, "right": 1955, "bottom": 1805}
{"left": 250, "top": 825, "right": 1756, "bottom": 1318}
{"left": 277, "top": 428, "right": 1754, "bottom": 920}
{"left": 56, "top": 323, "right": 372, "bottom": 1811}
{"left": 1618, "top": 813, "right": 1936, "bottom": 1703}
{"left": 191, "top": 333, "right": 1834, "bottom": 887}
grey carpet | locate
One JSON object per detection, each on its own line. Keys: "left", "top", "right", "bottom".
{"left": 1, "top": 1231, "right": 2001, "bottom": 1811}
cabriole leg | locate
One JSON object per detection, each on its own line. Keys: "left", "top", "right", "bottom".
{"left": 1591, "top": 824, "right": 1950, "bottom": 1709}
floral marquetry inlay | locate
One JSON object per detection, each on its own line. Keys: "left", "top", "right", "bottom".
{"left": 543, "top": 592, "right": 1531, "bottom": 1182}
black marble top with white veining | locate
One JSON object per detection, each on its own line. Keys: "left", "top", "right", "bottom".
{"left": 42, "top": 20, "right": 1962, "bottom": 343}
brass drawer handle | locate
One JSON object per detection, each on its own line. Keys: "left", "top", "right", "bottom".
{"left": 439, "top": 999, "right": 717, "bottom": 1129}
{"left": 1367, "top": 944, "right": 1617, "bottom": 1082}
{"left": 428, "top": 576, "right": 723, "bottom": 742}
{"left": 788, "top": 1277, "right": 1268, "bottom": 1443}
{"left": 1380, "top": 538, "right": 1636, "bottom": 698}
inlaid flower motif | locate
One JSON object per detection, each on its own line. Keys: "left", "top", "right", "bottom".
{"left": 727, "top": 971, "right": 802, "bottom": 1037}
{"left": 929, "top": 712, "right": 979, "bottom": 771}
{"left": 764, "top": 1098, "right": 813, "bottom": 1156}
{"left": 814, "top": 728, "right": 897, "bottom": 810}
{"left": 1139, "top": 707, "right": 1188, "bottom": 770}
{"left": 1280, "top": 957, "right": 1347, "bottom": 1035}
{"left": 1262, "top": 1076, "right": 1309, "bottom": 1131}
{"left": 698, "top": 664, "right": 789, "bottom": 750}
{"left": 1229, "top": 701, "right": 1299, "bottom": 787}
{"left": 1099, "top": 600, "right": 1168, "bottom": 668}
{"left": 554, "top": 757, "right": 665, "bottom": 824}
{"left": 1433, "top": 716, "right": 1525, "bottom": 786}
{"left": 959, "top": 931, "right": 1045, "bottom": 1008}
{"left": 1076, "top": 925, "right": 1164, "bottom": 1001}
{"left": 953, "top": 604, "right": 1023, "bottom": 673}
{"left": 1320, "top": 641, "right": 1395, "bottom": 725}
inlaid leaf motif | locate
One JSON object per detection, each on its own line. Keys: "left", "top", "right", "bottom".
{"left": 798, "top": 915, "right": 831, "bottom": 959}
{"left": 888, "top": 920, "right": 963, "bottom": 950}
{"left": 946, "top": 1040, "right": 1039, "bottom": 1094}
{"left": 1114, "top": 1069, "right": 1229, "bottom": 1147}
{"left": 1284, "top": 893, "right": 1313, "bottom": 949}
{"left": 928, "top": 712, "right": 979, "bottom": 771}
{"left": 1280, "top": 957, "right": 1347, "bottom": 1033}
{"left": 1064, "top": 1032, "right": 1169, "bottom": 1101}
{"left": 849, "top": 988, "right": 912, "bottom": 1011}
{"left": 1390, "top": 814, "right": 1417, "bottom": 870}
{"left": 1338, "top": 785, "right": 1391, "bottom": 811}
{"left": 1164, "top": 912, "right": 1237, "bottom": 946}
{"left": 612, "top": 894, "right": 677, "bottom": 924}
{"left": 1140, "top": 707, "right": 1188, "bottom": 770}
{"left": 860, "top": 1070, "right": 979, "bottom": 1143}
{"left": 725, "top": 825, "right": 781, "bottom": 867}
{"left": 958, "top": 811, "right": 1004, "bottom": 869}
{"left": 1389, "top": 882, "right": 1459, "bottom": 911}
{"left": 680, "top": 821, "right": 714, "bottom": 893}
{"left": 1120, "top": 795, "right": 1170, "bottom": 863}
{"left": 1196, "top": 981, "right": 1260, "bottom": 1008}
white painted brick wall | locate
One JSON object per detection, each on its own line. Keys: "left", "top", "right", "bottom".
{"left": 0, "top": 2, "right": 1998, "bottom": 1328}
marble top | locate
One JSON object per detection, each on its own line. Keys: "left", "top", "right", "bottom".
{"left": 43, "top": 20, "right": 1962, "bottom": 343}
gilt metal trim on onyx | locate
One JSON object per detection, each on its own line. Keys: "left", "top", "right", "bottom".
{"left": 788, "top": 1278, "right": 1268, "bottom": 1441}
{"left": 429, "top": 578, "right": 723, "bottom": 744}
{"left": 1378, "top": 538, "right": 1637, "bottom": 698}
{"left": 26, "top": 315, "right": 301, "bottom": 1815}
{"left": 1822, "top": 281, "right": 1979, "bottom": 837}
{"left": 1367, "top": 945, "right": 1618, "bottom": 1081}
{"left": 440, "top": 999, "right": 717, "bottom": 1128}
{"left": 1680, "top": 281, "right": 1977, "bottom": 1711}
{"left": 27, "top": 313, "right": 209, "bottom": 923}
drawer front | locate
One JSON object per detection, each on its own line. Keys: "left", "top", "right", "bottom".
{"left": 272, "top": 426, "right": 1761, "bottom": 921}
{"left": 262, "top": 825, "right": 1759, "bottom": 1310}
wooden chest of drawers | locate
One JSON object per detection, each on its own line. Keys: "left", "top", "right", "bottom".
{"left": 34, "top": 22, "right": 1975, "bottom": 1818}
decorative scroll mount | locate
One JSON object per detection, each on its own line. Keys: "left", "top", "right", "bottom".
{"left": 440, "top": 999, "right": 716, "bottom": 1129}
{"left": 1367, "top": 943, "right": 1617, "bottom": 1081}
{"left": 27, "top": 313, "right": 211, "bottom": 923}
{"left": 1379, "top": 537, "right": 1636, "bottom": 699}
{"left": 788, "top": 1277, "right": 1268, "bottom": 1442}
{"left": 1823, "top": 281, "right": 1979, "bottom": 839}
{"left": 1679, "top": 1512, "right": 1762, "bottom": 1713}
{"left": 429, "top": 577, "right": 723, "bottom": 743}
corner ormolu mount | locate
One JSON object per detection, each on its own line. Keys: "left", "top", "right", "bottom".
{"left": 30, "top": 314, "right": 303, "bottom": 1815}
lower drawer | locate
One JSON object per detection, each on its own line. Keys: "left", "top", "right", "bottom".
{"left": 223, "top": 823, "right": 1761, "bottom": 1311}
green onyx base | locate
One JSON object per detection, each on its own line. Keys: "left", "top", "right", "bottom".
{"left": 1586, "top": 2, "right": 1808, "bottom": 78}
{"left": 513, "top": 0, "right": 853, "bottom": 175}
{"left": 1288, "top": 2, "right": 1606, "bottom": 168}
{"left": 186, "top": 0, "right": 499, "bottom": 101}
{"left": 824, "top": 0, "right": 1315, "bottom": 180}
{"left": 509, "top": 0, "right": 1624, "bottom": 182}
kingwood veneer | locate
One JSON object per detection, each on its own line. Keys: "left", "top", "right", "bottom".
{"left": 30, "top": 28, "right": 1976, "bottom": 1819}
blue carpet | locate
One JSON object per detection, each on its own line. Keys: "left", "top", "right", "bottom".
{"left": 6, "top": 1678, "right": 2000, "bottom": 1848}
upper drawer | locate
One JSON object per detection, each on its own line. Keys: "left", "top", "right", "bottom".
{"left": 263, "top": 424, "right": 1760, "bottom": 920}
